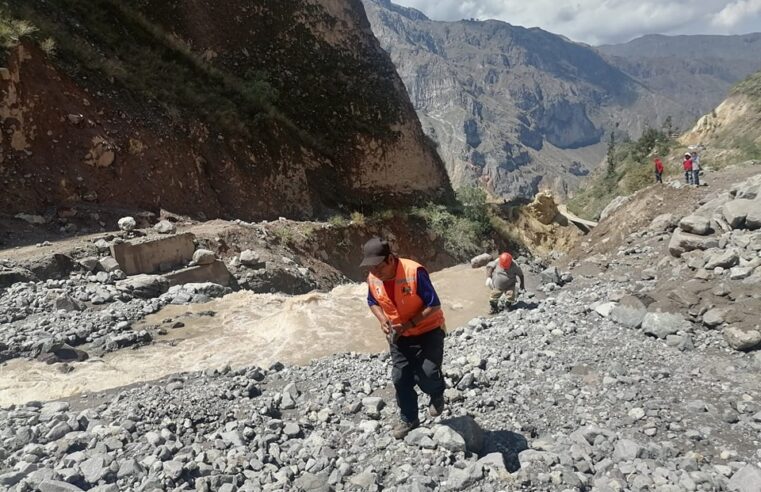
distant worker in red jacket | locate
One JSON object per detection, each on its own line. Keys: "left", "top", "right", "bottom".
{"left": 682, "top": 153, "right": 693, "bottom": 185}
{"left": 654, "top": 156, "right": 664, "bottom": 184}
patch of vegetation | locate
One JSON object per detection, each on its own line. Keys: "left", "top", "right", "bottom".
{"left": 0, "top": 8, "right": 36, "bottom": 49}
{"left": 411, "top": 203, "right": 485, "bottom": 258}
{"left": 5, "top": 0, "right": 407, "bottom": 163}
{"left": 328, "top": 214, "right": 349, "bottom": 227}
{"left": 732, "top": 70, "right": 761, "bottom": 102}
{"left": 568, "top": 126, "right": 675, "bottom": 220}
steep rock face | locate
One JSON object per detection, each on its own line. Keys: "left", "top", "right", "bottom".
{"left": 361, "top": 0, "right": 689, "bottom": 201}
{"left": 680, "top": 70, "right": 761, "bottom": 167}
{"left": 0, "top": 0, "right": 451, "bottom": 220}
{"left": 598, "top": 34, "right": 761, "bottom": 123}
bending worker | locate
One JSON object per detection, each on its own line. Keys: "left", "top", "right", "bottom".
{"left": 486, "top": 251, "right": 525, "bottom": 313}
{"left": 361, "top": 237, "right": 446, "bottom": 439}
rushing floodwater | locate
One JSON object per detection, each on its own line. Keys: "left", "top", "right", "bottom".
{"left": 0, "top": 264, "right": 490, "bottom": 406}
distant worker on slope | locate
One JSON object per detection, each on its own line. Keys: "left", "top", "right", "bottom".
{"left": 683, "top": 153, "right": 693, "bottom": 185}
{"left": 485, "top": 252, "right": 525, "bottom": 314}
{"left": 690, "top": 151, "right": 701, "bottom": 186}
{"left": 654, "top": 156, "right": 664, "bottom": 184}
{"left": 362, "top": 237, "right": 446, "bottom": 439}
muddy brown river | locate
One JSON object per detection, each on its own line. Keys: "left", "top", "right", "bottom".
{"left": 0, "top": 264, "right": 490, "bottom": 406}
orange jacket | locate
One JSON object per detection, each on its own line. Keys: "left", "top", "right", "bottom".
{"left": 367, "top": 258, "right": 444, "bottom": 337}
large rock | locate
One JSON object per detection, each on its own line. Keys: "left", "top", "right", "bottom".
{"left": 98, "top": 256, "right": 120, "bottom": 273}
{"left": 668, "top": 229, "right": 720, "bottom": 257}
{"left": 702, "top": 308, "right": 728, "bottom": 327}
{"left": 440, "top": 415, "right": 484, "bottom": 454}
{"left": 38, "top": 481, "right": 85, "bottom": 492}
{"left": 432, "top": 425, "right": 467, "bottom": 453}
{"left": 642, "top": 312, "right": 692, "bottom": 339}
{"left": 610, "top": 306, "right": 646, "bottom": 329}
{"left": 612, "top": 439, "right": 644, "bottom": 462}
{"left": 540, "top": 266, "right": 561, "bottom": 285}
{"left": 728, "top": 464, "right": 761, "bottom": 492}
{"left": 154, "top": 220, "right": 177, "bottom": 234}
{"left": 116, "top": 274, "right": 169, "bottom": 298}
{"left": 526, "top": 190, "right": 559, "bottom": 224}
{"left": 679, "top": 214, "right": 711, "bottom": 235}
{"left": 240, "top": 249, "right": 265, "bottom": 268}
{"left": 117, "top": 216, "right": 136, "bottom": 232}
{"left": 0, "top": 267, "right": 36, "bottom": 288}
{"left": 722, "top": 200, "right": 756, "bottom": 229}
{"left": 723, "top": 326, "right": 761, "bottom": 351}
{"left": 192, "top": 249, "right": 216, "bottom": 265}
{"left": 470, "top": 253, "right": 492, "bottom": 269}
{"left": 704, "top": 249, "right": 740, "bottom": 270}
{"left": 648, "top": 213, "right": 678, "bottom": 233}
{"left": 747, "top": 201, "right": 761, "bottom": 230}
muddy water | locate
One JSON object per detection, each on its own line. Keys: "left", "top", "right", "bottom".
{"left": 0, "top": 264, "right": 490, "bottom": 406}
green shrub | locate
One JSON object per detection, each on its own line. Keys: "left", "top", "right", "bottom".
{"left": 412, "top": 202, "right": 485, "bottom": 257}
{"left": 328, "top": 214, "right": 349, "bottom": 227}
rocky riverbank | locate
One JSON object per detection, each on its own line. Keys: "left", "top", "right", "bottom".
{"left": 2, "top": 169, "right": 761, "bottom": 491}
{"left": 1, "top": 268, "right": 760, "bottom": 491}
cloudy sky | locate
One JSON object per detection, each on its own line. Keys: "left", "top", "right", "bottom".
{"left": 391, "top": 0, "right": 761, "bottom": 45}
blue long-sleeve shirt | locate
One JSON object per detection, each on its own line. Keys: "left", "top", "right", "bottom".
{"left": 367, "top": 267, "right": 441, "bottom": 308}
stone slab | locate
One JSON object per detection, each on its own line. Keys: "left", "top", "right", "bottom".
{"left": 110, "top": 233, "right": 195, "bottom": 275}
{"left": 163, "top": 260, "right": 232, "bottom": 287}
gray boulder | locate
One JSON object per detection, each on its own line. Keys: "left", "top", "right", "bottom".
{"left": 38, "top": 481, "right": 85, "bottom": 492}
{"left": 55, "top": 295, "right": 85, "bottom": 312}
{"left": 441, "top": 415, "right": 484, "bottom": 454}
{"left": 668, "top": 230, "right": 719, "bottom": 257}
{"left": 98, "top": 256, "right": 120, "bottom": 273}
{"left": 540, "top": 266, "right": 561, "bottom": 285}
{"left": 154, "top": 220, "right": 176, "bottom": 234}
{"left": 702, "top": 308, "right": 728, "bottom": 327}
{"left": 642, "top": 312, "right": 692, "bottom": 339}
{"left": 192, "top": 249, "right": 217, "bottom": 265}
{"left": 728, "top": 464, "right": 761, "bottom": 492}
{"left": 723, "top": 326, "right": 761, "bottom": 351}
{"left": 705, "top": 249, "right": 739, "bottom": 270}
{"left": 240, "top": 249, "right": 265, "bottom": 268}
{"left": 116, "top": 274, "right": 169, "bottom": 299}
{"left": 648, "top": 213, "right": 678, "bottom": 233}
{"left": 610, "top": 296, "right": 647, "bottom": 329}
{"left": 612, "top": 439, "right": 644, "bottom": 462}
{"left": 117, "top": 216, "right": 136, "bottom": 232}
{"left": 723, "top": 200, "right": 754, "bottom": 229}
{"left": 470, "top": 253, "right": 492, "bottom": 268}
{"left": 433, "top": 425, "right": 467, "bottom": 452}
{"left": 679, "top": 215, "right": 711, "bottom": 235}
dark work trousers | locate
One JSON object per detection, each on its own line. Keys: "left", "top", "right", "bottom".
{"left": 389, "top": 327, "right": 445, "bottom": 423}
{"left": 655, "top": 171, "right": 663, "bottom": 183}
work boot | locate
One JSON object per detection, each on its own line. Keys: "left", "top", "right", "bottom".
{"left": 392, "top": 418, "right": 419, "bottom": 439}
{"left": 489, "top": 300, "right": 500, "bottom": 315}
{"left": 429, "top": 394, "right": 445, "bottom": 417}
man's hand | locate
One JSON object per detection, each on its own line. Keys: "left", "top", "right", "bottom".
{"left": 391, "top": 322, "right": 410, "bottom": 334}
{"left": 380, "top": 319, "right": 393, "bottom": 335}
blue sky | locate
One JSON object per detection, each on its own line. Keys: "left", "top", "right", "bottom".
{"left": 391, "top": 0, "right": 761, "bottom": 44}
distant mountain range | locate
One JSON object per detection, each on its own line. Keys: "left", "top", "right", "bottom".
{"left": 362, "top": 0, "right": 761, "bottom": 200}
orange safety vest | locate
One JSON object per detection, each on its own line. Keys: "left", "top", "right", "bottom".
{"left": 367, "top": 258, "right": 445, "bottom": 337}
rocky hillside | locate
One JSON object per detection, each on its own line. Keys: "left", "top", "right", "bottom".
{"left": 680, "top": 69, "right": 761, "bottom": 167}
{"left": 598, "top": 33, "right": 761, "bottom": 121}
{"left": 361, "top": 0, "right": 697, "bottom": 201}
{"left": 1, "top": 169, "right": 761, "bottom": 491}
{"left": 0, "top": 0, "right": 451, "bottom": 221}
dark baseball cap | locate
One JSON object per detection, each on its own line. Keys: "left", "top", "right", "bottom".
{"left": 360, "top": 237, "right": 391, "bottom": 267}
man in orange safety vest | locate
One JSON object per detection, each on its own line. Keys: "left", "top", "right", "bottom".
{"left": 362, "top": 237, "right": 446, "bottom": 439}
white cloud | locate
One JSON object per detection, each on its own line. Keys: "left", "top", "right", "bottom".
{"left": 714, "top": 0, "right": 761, "bottom": 27}
{"left": 391, "top": 0, "right": 761, "bottom": 44}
